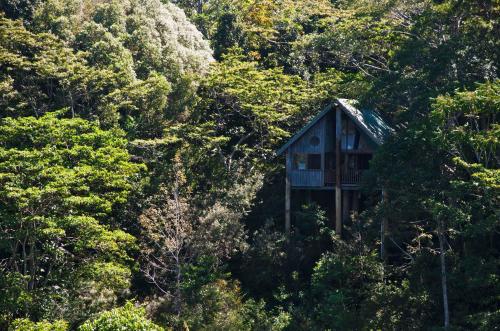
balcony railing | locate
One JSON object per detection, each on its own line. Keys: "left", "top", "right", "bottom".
{"left": 342, "top": 169, "right": 361, "bottom": 185}
{"left": 324, "top": 169, "right": 362, "bottom": 186}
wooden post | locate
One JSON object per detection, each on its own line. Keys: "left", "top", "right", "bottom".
{"left": 335, "top": 106, "right": 342, "bottom": 236}
{"left": 342, "top": 190, "right": 350, "bottom": 223}
{"left": 383, "top": 190, "right": 389, "bottom": 234}
{"left": 352, "top": 191, "right": 359, "bottom": 213}
{"left": 285, "top": 151, "right": 291, "bottom": 234}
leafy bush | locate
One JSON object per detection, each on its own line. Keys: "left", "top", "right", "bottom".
{"left": 175, "top": 279, "right": 289, "bottom": 331}
{"left": 79, "top": 302, "right": 164, "bottom": 331}
{"left": 9, "top": 319, "right": 68, "bottom": 331}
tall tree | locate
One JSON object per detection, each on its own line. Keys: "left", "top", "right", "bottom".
{"left": 0, "top": 112, "right": 144, "bottom": 325}
{"left": 0, "top": 15, "right": 171, "bottom": 139}
{"left": 368, "top": 80, "right": 499, "bottom": 329}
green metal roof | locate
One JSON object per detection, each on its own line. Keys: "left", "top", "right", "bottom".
{"left": 276, "top": 99, "right": 393, "bottom": 156}
{"left": 336, "top": 99, "right": 393, "bottom": 146}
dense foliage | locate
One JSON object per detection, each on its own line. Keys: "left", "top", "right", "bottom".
{"left": 0, "top": 0, "right": 498, "bottom": 330}
{"left": 0, "top": 113, "right": 144, "bottom": 325}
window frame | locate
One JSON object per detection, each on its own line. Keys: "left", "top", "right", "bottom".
{"left": 292, "top": 153, "right": 307, "bottom": 170}
{"left": 292, "top": 153, "right": 322, "bottom": 171}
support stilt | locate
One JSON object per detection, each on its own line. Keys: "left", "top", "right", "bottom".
{"left": 352, "top": 191, "right": 360, "bottom": 214}
{"left": 342, "top": 190, "right": 350, "bottom": 223}
{"left": 335, "top": 105, "right": 342, "bottom": 236}
{"left": 285, "top": 152, "right": 291, "bottom": 234}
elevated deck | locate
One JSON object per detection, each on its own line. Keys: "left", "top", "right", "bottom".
{"left": 290, "top": 168, "right": 364, "bottom": 190}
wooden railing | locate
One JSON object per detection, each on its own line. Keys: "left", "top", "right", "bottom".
{"left": 324, "top": 169, "right": 362, "bottom": 186}
{"left": 324, "top": 170, "right": 335, "bottom": 185}
{"left": 342, "top": 169, "right": 361, "bottom": 185}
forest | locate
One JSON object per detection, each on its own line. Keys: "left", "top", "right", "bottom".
{"left": 0, "top": 0, "right": 498, "bottom": 330}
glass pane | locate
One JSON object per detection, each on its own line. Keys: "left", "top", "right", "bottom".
{"left": 293, "top": 153, "right": 307, "bottom": 170}
{"left": 307, "top": 154, "right": 321, "bottom": 170}
{"left": 342, "top": 121, "right": 356, "bottom": 150}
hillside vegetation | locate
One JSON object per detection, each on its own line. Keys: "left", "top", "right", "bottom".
{"left": 0, "top": 0, "right": 498, "bottom": 330}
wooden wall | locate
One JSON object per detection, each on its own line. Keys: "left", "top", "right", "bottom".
{"left": 286, "top": 110, "right": 375, "bottom": 188}
{"left": 287, "top": 115, "right": 326, "bottom": 187}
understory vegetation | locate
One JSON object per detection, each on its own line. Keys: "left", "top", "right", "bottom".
{"left": 0, "top": 0, "right": 498, "bottom": 330}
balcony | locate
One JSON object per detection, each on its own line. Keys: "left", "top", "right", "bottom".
{"left": 324, "top": 169, "right": 362, "bottom": 186}
{"left": 288, "top": 168, "right": 365, "bottom": 189}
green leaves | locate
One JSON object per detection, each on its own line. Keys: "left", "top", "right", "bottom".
{"left": 0, "top": 113, "right": 144, "bottom": 324}
{"left": 0, "top": 113, "right": 142, "bottom": 214}
{"left": 0, "top": 0, "right": 498, "bottom": 329}
{"left": 9, "top": 319, "right": 68, "bottom": 331}
{"left": 0, "top": 9, "right": 205, "bottom": 139}
{"left": 185, "top": 54, "right": 319, "bottom": 170}
{"left": 78, "top": 302, "right": 164, "bottom": 331}
{"left": 366, "top": 79, "right": 499, "bottom": 330}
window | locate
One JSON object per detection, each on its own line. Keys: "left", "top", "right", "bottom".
{"left": 307, "top": 154, "right": 321, "bottom": 170}
{"left": 293, "top": 153, "right": 307, "bottom": 170}
{"left": 293, "top": 153, "right": 322, "bottom": 170}
{"left": 342, "top": 120, "right": 359, "bottom": 150}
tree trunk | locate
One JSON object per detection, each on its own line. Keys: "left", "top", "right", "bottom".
{"left": 438, "top": 220, "right": 450, "bottom": 329}
{"left": 174, "top": 258, "right": 183, "bottom": 317}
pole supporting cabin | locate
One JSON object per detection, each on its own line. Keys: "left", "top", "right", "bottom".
{"left": 335, "top": 104, "right": 342, "bottom": 236}
{"left": 285, "top": 151, "right": 291, "bottom": 234}
{"left": 277, "top": 99, "right": 393, "bottom": 236}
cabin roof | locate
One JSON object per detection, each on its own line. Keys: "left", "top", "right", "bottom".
{"left": 276, "top": 99, "right": 393, "bottom": 156}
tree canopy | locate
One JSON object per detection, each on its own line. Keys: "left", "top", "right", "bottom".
{"left": 0, "top": 0, "right": 498, "bottom": 330}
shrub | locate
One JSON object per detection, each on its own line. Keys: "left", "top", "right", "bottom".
{"left": 79, "top": 302, "right": 164, "bottom": 331}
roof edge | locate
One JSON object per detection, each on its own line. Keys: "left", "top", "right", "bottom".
{"left": 336, "top": 99, "right": 382, "bottom": 145}
{"left": 276, "top": 104, "right": 333, "bottom": 156}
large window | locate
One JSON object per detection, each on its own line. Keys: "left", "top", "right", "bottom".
{"left": 293, "top": 154, "right": 307, "bottom": 170}
{"left": 293, "top": 153, "right": 321, "bottom": 170}
{"left": 342, "top": 120, "right": 359, "bottom": 150}
{"left": 308, "top": 154, "right": 321, "bottom": 170}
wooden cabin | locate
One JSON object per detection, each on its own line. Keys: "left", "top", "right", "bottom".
{"left": 276, "top": 99, "right": 392, "bottom": 236}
